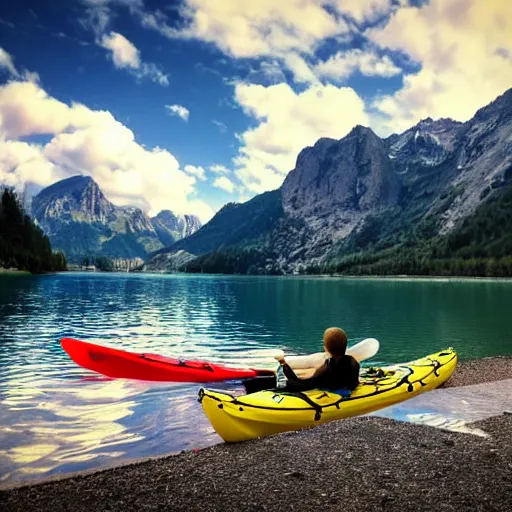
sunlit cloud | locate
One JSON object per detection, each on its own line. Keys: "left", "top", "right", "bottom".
{"left": 367, "top": 0, "right": 512, "bottom": 133}
{"left": 99, "top": 32, "right": 169, "bottom": 86}
{"left": 209, "top": 164, "right": 230, "bottom": 174}
{"left": 139, "top": 0, "right": 350, "bottom": 83}
{"left": 100, "top": 31, "right": 140, "bottom": 69}
{"left": 184, "top": 164, "right": 206, "bottom": 181}
{"left": 166, "top": 104, "right": 190, "bottom": 121}
{"left": 232, "top": 82, "right": 369, "bottom": 193}
{"left": 0, "top": 47, "right": 19, "bottom": 77}
{"left": 333, "top": 0, "right": 395, "bottom": 24}
{"left": 315, "top": 48, "right": 401, "bottom": 81}
{"left": 212, "top": 176, "right": 235, "bottom": 193}
{"left": 0, "top": 80, "right": 213, "bottom": 222}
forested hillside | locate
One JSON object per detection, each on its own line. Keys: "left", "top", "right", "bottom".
{"left": 0, "top": 188, "right": 66, "bottom": 273}
{"left": 308, "top": 182, "right": 512, "bottom": 277}
{"left": 165, "top": 88, "right": 512, "bottom": 277}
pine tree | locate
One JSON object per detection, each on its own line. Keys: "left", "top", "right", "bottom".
{"left": 0, "top": 188, "right": 67, "bottom": 273}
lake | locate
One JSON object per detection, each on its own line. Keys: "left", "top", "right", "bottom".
{"left": 1, "top": 272, "right": 511, "bottom": 486}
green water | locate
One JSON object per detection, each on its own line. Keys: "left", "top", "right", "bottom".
{"left": 0, "top": 273, "right": 511, "bottom": 485}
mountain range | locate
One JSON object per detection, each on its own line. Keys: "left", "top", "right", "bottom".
{"left": 31, "top": 175, "right": 202, "bottom": 262}
{"left": 145, "top": 87, "right": 512, "bottom": 275}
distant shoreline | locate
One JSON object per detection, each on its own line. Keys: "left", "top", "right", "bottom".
{"left": 5, "top": 268, "right": 512, "bottom": 282}
{"left": 113, "top": 269, "right": 512, "bottom": 282}
{"left": 313, "top": 273, "right": 512, "bottom": 282}
{"left": 0, "top": 267, "right": 30, "bottom": 275}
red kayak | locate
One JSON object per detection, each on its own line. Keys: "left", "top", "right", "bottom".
{"left": 61, "top": 338, "right": 275, "bottom": 383}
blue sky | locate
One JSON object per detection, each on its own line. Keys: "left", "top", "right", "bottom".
{"left": 0, "top": 0, "right": 510, "bottom": 221}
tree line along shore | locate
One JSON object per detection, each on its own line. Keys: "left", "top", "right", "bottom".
{"left": 2, "top": 184, "right": 512, "bottom": 277}
{"left": 0, "top": 188, "right": 66, "bottom": 274}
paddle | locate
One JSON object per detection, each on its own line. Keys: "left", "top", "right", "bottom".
{"left": 242, "top": 338, "right": 380, "bottom": 389}
{"left": 268, "top": 337, "right": 380, "bottom": 370}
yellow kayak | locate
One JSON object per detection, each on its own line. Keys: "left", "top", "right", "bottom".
{"left": 198, "top": 348, "right": 457, "bottom": 443}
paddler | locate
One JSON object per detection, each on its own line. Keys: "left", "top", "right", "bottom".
{"left": 275, "top": 327, "right": 360, "bottom": 392}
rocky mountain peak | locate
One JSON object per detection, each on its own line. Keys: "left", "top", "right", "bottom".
{"left": 31, "top": 175, "right": 203, "bottom": 261}
{"left": 388, "top": 116, "right": 463, "bottom": 171}
{"left": 182, "top": 214, "right": 202, "bottom": 235}
{"left": 472, "top": 87, "right": 512, "bottom": 123}
{"left": 281, "top": 123, "right": 400, "bottom": 252}
{"left": 348, "top": 124, "right": 377, "bottom": 138}
{"left": 125, "top": 207, "right": 156, "bottom": 234}
{"left": 153, "top": 209, "right": 179, "bottom": 222}
{"left": 145, "top": 87, "right": 512, "bottom": 275}
{"left": 32, "top": 174, "right": 115, "bottom": 224}
{"left": 444, "top": 88, "right": 512, "bottom": 232}
{"left": 415, "top": 117, "right": 461, "bottom": 132}
{"left": 150, "top": 210, "right": 202, "bottom": 246}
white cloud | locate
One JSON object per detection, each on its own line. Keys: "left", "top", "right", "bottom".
{"left": 100, "top": 31, "right": 140, "bottom": 69}
{"left": 257, "top": 60, "right": 287, "bottom": 83}
{"left": 315, "top": 48, "right": 401, "bottom": 81}
{"left": 82, "top": 0, "right": 143, "bottom": 5}
{"left": 233, "top": 82, "right": 369, "bottom": 193}
{"left": 81, "top": 0, "right": 144, "bottom": 34}
{"left": 140, "top": 0, "right": 350, "bottom": 83}
{"left": 367, "top": 0, "right": 512, "bottom": 133}
{"left": 81, "top": 4, "right": 110, "bottom": 35}
{"left": 184, "top": 164, "right": 206, "bottom": 180}
{"left": 0, "top": 81, "right": 96, "bottom": 139}
{"left": 209, "top": 164, "right": 230, "bottom": 174}
{"left": 140, "top": 63, "right": 169, "bottom": 86}
{"left": 98, "top": 32, "right": 169, "bottom": 85}
{"left": 143, "top": 0, "right": 346, "bottom": 57}
{"left": 0, "top": 138, "right": 65, "bottom": 190}
{"left": 165, "top": 104, "right": 189, "bottom": 121}
{"left": 236, "top": 193, "right": 252, "bottom": 204}
{"left": 80, "top": 4, "right": 169, "bottom": 86}
{"left": 282, "top": 53, "right": 318, "bottom": 84}
{"left": 0, "top": 79, "right": 213, "bottom": 222}
{"left": 134, "top": 1, "right": 408, "bottom": 84}
{"left": 212, "top": 119, "right": 227, "bottom": 133}
{"left": 0, "top": 47, "right": 39, "bottom": 83}
{"left": 90, "top": 1, "right": 402, "bottom": 86}
{"left": 213, "top": 176, "right": 235, "bottom": 193}
{"left": 0, "top": 47, "right": 18, "bottom": 77}
{"left": 332, "top": 0, "right": 394, "bottom": 24}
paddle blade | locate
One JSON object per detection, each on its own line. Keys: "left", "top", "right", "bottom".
{"left": 284, "top": 338, "right": 380, "bottom": 370}
{"left": 348, "top": 338, "right": 380, "bottom": 363}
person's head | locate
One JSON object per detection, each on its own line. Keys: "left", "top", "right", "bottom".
{"left": 323, "top": 327, "right": 348, "bottom": 357}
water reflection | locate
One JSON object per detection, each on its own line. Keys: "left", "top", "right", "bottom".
{"left": 371, "top": 379, "right": 512, "bottom": 437}
{"left": 1, "top": 273, "right": 511, "bottom": 485}
{"left": 0, "top": 373, "right": 225, "bottom": 484}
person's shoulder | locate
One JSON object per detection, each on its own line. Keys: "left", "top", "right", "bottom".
{"left": 344, "top": 354, "right": 360, "bottom": 368}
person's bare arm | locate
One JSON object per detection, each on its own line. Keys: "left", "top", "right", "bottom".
{"left": 278, "top": 356, "right": 327, "bottom": 382}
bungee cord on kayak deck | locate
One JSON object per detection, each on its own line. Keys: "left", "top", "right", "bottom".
{"left": 199, "top": 349, "right": 458, "bottom": 442}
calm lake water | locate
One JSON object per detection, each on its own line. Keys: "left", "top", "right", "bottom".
{"left": 1, "top": 272, "right": 511, "bottom": 486}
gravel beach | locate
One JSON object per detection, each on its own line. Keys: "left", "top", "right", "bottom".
{"left": 3, "top": 357, "right": 512, "bottom": 511}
